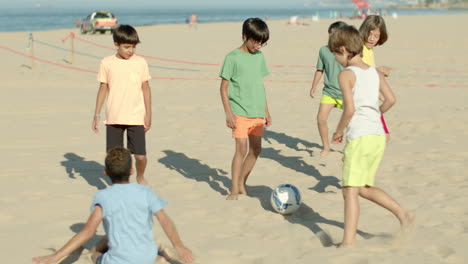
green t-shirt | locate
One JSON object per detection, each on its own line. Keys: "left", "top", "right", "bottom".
{"left": 316, "top": 45, "right": 343, "bottom": 99}
{"left": 220, "top": 49, "right": 270, "bottom": 118}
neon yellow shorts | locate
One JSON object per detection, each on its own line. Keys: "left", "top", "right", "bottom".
{"left": 342, "top": 135, "right": 386, "bottom": 187}
{"left": 320, "top": 94, "right": 343, "bottom": 109}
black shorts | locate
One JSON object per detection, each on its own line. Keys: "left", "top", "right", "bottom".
{"left": 106, "top": 125, "right": 146, "bottom": 155}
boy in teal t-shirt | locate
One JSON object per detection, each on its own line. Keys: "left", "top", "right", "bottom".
{"left": 220, "top": 18, "right": 271, "bottom": 200}
{"left": 310, "top": 21, "right": 347, "bottom": 156}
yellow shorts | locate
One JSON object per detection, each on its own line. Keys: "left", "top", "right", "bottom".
{"left": 342, "top": 135, "right": 386, "bottom": 187}
{"left": 232, "top": 115, "right": 265, "bottom": 138}
{"left": 321, "top": 94, "right": 343, "bottom": 109}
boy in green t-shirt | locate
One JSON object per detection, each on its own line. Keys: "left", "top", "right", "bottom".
{"left": 219, "top": 18, "right": 271, "bottom": 200}
{"left": 310, "top": 21, "right": 347, "bottom": 156}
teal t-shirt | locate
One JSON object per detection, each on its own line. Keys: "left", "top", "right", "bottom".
{"left": 316, "top": 45, "right": 343, "bottom": 99}
{"left": 219, "top": 49, "right": 270, "bottom": 118}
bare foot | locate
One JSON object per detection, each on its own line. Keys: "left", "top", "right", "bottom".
{"left": 320, "top": 148, "right": 331, "bottom": 156}
{"left": 337, "top": 242, "right": 355, "bottom": 248}
{"left": 226, "top": 193, "right": 239, "bottom": 200}
{"left": 239, "top": 185, "right": 248, "bottom": 196}
{"left": 401, "top": 211, "right": 415, "bottom": 232}
{"left": 385, "top": 134, "right": 391, "bottom": 142}
{"left": 136, "top": 176, "right": 149, "bottom": 185}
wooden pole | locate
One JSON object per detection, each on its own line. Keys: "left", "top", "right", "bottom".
{"left": 70, "top": 32, "right": 75, "bottom": 64}
{"left": 29, "top": 32, "right": 35, "bottom": 69}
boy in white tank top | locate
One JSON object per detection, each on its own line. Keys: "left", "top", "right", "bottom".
{"left": 328, "top": 25, "right": 414, "bottom": 248}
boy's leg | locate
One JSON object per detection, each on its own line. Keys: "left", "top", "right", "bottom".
{"left": 90, "top": 236, "right": 108, "bottom": 263}
{"left": 340, "top": 186, "right": 360, "bottom": 248}
{"left": 358, "top": 186, "right": 415, "bottom": 228}
{"left": 227, "top": 138, "right": 248, "bottom": 200}
{"left": 134, "top": 155, "right": 148, "bottom": 185}
{"left": 317, "top": 103, "right": 335, "bottom": 156}
{"left": 239, "top": 135, "right": 262, "bottom": 195}
{"left": 106, "top": 125, "right": 125, "bottom": 152}
{"left": 127, "top": 126, "right": 148, "bottom": 184}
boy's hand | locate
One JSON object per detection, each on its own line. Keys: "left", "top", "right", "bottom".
{"left": 175, "top": 245, "right": 195, "bottom": 263}
{"left": 332, "top": 131, "right": 344, "bottom": 144}
{"left": 225, "top": 114, "right": 236, "bottom": 129}
{"left": 144, "top": 115, "right": 152, "bottom": 132}
{"left": 265, "top": 114, "right": 272, "bottom": 127}
{"left": 32, "top": 254, "right": 59, "bottom": 264}
{"left": 310, "top": 87, "right": 316, "bottom": 98}
{"left": 92, "top": 116, "right": 100, "bottom": 133}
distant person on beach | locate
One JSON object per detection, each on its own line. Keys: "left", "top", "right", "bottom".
{"left": 32, "top": 147, "right": 194, "bottom": 264}
{"left": 328, "top": 25, "right": 414, "bottom": 248}
{"left": 188, "top": 13, "right": 198, "bottom": 30}
{"left": 359, "top": 15, "right": 392, "bottom": 141}
{"left": 91, "top": 25, "right": 152, "bottom": 185}
{"left": 219, "top": 18, "right": 271, "bottom": 200}
{"left": 309, "top": 21, "right": 348, "bottom": 156}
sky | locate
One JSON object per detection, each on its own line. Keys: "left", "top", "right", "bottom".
{"left": 1, "top": 0, "right": 324, "bottom": 9}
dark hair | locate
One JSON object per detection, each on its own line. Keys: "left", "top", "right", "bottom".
{"left": 328, "top": 25, "right": 363, "bottom": 59}
{"left": 105, "top": 147, "right": 132, "bottom": 183}
{"left": 242, "top": 18, "right": 269, "bottom": 44}
{"left": 359, "top": 15, "right": 388, "bottom": 46}
{"left": 328, "top": 21, "right": 348, "bottom": 34}
{"left": 113, "top": 24, "right": 140, "bottom": 45}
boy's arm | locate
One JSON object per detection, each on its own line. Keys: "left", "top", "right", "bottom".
{"left": 264, "top": 89, "right": 272, "bottom": 127}
{"left": 332, "top": 70, "right": 355, "bottom": 144}
{"left": 220, "top": 78, "right": 236, "bottom": 129}
{"left": 310, "top": 70, "right": 324, "bottom": 98}
{"left": 32, "top": 206, "right": 103, "bottom": 264}
{"left": 142, "top": 81, "right": 152, "bottom": 132}
{"left": 92, "top": 83, "right": 108, "bottom": 134}
{"left": 378, "top": 72, "right": 396, "bottom": 114}
{"left": 155, "top": 210, "right": 194, "bottom": 263}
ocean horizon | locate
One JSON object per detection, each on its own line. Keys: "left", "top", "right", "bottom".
{"left": 0, "top": 6, "right": 465, "bottom": 32}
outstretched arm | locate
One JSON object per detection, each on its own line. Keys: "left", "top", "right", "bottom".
{"left": 32, "top": 206, "right": 103, "bottom": 264}
{"left": 310, "top": 70, "right": 323, "bottom": 98}
{"left": 220, "top": 78, "right": 236, "bottom": 129}
{"left": 142, "top": 81, "right": 152, "bottom": 132}
{"left": 92, "top": 83, "right": 108, "bottom": 133}
{"left": 332, "top": 69, "right": 355, "bottom": 144}
{"left": 155, "top": 210, "right": 194, "bottom": 263}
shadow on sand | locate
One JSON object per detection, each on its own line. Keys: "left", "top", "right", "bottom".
{"left": 261, "top": 147, "right": 341, "bottom": 193}
{"left": 158, "top": 150, "right": 231, "bottom": 195}
{"left": 60, "top": 153, "right": 111, "bottom": 190}
{"left": 247, "top": 184, "right": 376, "bottom": 247}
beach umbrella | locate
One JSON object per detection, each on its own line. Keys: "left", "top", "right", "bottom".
{"left": 350, "top": 0, "right": 371, "bottom": 10}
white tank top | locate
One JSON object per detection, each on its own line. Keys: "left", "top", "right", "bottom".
{"left": 346, "top": 66, "right": 384, "bottom": 140}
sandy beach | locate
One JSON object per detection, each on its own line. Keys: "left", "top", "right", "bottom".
{"left": 1, "top": 13, "right": 467, "bottom": 263}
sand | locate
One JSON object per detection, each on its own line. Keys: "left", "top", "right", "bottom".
{"left": 0, "top": 13, "right": 467, "bottom": 264}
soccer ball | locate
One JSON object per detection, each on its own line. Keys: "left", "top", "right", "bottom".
{"left": 270, "top": 184, "right": 301, "bottom": 215}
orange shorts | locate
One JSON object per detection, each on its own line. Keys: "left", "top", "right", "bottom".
{"left": 232, "top": 115, "right": 265, "bottom": 138}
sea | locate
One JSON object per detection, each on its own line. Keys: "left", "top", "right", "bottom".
{"left": 0, "top": 6, "right": 465, "bottom": 32}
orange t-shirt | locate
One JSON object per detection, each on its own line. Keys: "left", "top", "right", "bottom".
{"left": 97, "top": 55, "right": 151, "bottom": 125}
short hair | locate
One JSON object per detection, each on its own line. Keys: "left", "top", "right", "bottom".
{"left": 359, "top": 15, "right": 388, "bottom": 46}
{"left": 242, "top": 18, "right": 269, "bottom": 44}
{"left": 328, "top": 25, "right": 363, "bottom": 59}
{"left": 105, "top": 147, "right": 132, "bottom": 183}
{"left": 328, "top": 21, "right": 347, "bottom": 34}
{"left": 113, "top": 24, "right": 140, "bottom": 45}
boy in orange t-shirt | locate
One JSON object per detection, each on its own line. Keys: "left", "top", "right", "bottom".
{"left": 92, "top": 24, "right": 152, "bottom": 185}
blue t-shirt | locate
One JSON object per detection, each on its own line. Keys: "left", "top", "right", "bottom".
{"left": 90, "top": 183, "right": 167, "bottom": 264}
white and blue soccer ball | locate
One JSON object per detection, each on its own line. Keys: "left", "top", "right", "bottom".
{"left": 270, "top": 184, "right": 301, "bottom": 215}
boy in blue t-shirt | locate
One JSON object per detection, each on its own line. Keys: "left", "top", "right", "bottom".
{"left": 33, "top": 147, "right": 194, "bottom": 264}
